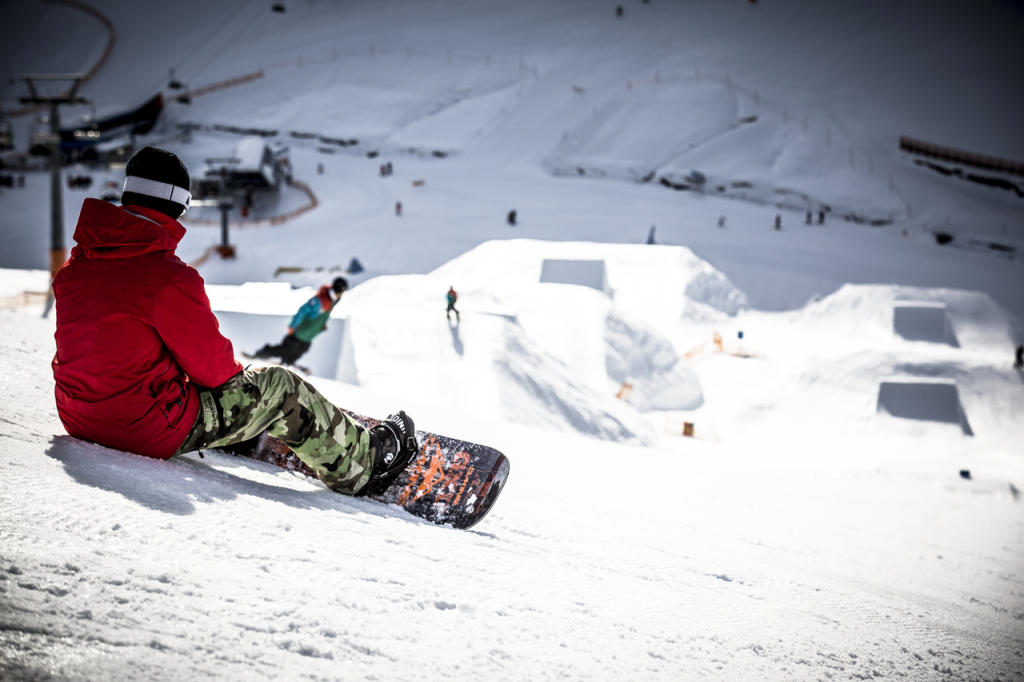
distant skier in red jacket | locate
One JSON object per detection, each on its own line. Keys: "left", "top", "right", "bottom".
{"left": 446, "top": 286, "right": 460, "bottom": 322}
{"left": 52, "top": 147, "right": 417, "bottom": 496}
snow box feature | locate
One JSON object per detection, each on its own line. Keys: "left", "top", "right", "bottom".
{"left": 213, "top": 311, "right": 346, "bottom": 379}
{"left": 540, "top": 259, "right": 611, "bottom": 296}
{"left": 876, "top": 379, "right": 973, "bottom": 435}
{"left": 893, "top": 302, "right": 959, "bottom": 347}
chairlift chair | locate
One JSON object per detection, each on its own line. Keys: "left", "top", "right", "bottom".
{"left": 29, "top": 117, "right": 55, "bottom": 156}
{"left": 72, "top": 121, "right": 100, "bottom": 142}
{"left": 167, "top": 69, "right": 184, "bottom": 90}
{"left": 0, "top": 118, "right": 13, "bottom": 151}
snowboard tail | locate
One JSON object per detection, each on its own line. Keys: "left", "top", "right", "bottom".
{"left": 234, "top": 412, "right": 510, "bottom": 529}
{"left": 240, "top": 353, "right": 310, "bottom": 375}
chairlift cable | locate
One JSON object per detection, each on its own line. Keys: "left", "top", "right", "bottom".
{"left": 181, "top": 0, "right": 268, "bottom": 88}
{"left": 165, "top": 0, "right": 252, "bottom": 89}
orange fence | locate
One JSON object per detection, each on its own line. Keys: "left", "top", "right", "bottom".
{"left": 900, "top": 135, "right": 1024, "bottom": 178}
{"left": 49, "top": 0, "right": 117, "bottom": 83}
{"left": 182, "top": 71, "right": 265, "bottom": 100}
{"left": 182, "top": 179, "right": 318, "bottom": 230}
{"left": 11, "top": 0, "right": 117, "bottom": 118}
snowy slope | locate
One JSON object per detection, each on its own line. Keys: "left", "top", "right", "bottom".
{"left": 2, "top": 0, "right": 1024, "bottom": 679}
{"left": 2, "top": 292, "right": 1023, "bottom": 680}
{"left": 3, "top": 238, "right": 1022, "bottom": 679}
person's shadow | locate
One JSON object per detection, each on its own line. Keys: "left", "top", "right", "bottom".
{"left": 47, "top": 435, "right": 210, "bottom": 515}
{"left": 44, "top": 435, "right": 418, "bottom": 523}
{"left": 449, "top": 318, "right": 464, "bottom": 356}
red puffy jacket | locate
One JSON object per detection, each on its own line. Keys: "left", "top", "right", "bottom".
{"left": 53, "top": 199, "right": 242, "bottom": 458}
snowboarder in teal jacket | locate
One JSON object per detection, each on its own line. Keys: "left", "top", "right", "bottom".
{"left": 251, "top": 277, "right": 348, "bottom": 365}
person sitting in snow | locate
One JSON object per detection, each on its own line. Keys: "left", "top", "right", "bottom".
{"left": 446, "top": 286, "right": 460, "bottom": 322}
{"left": 51, "top": 146, "right": 417, "bottom": 497}
{"left": 250, "top": 276, "right": 348, "bottom": 367}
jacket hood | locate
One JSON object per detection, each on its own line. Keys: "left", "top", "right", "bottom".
{"left": 71, "top": 198, "right": 186, "bottom": 260}
{"left": 317, "top": 285, "right": 335, "bottom": 307}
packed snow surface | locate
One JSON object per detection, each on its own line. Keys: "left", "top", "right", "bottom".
{"left": 2, "top": 0, "right": 1023, "bottom": 680}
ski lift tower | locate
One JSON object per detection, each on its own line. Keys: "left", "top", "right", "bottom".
{"left": 203, "top": 155, "right": 240, "bottom": 258}
{"left": 19, "top": 74, "right": 88, "bottom": 311}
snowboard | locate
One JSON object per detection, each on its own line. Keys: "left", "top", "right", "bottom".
{"left": 240, "top": 352, "right": 310, "bottom": 375}
{"left": 226, "top": 411, "right": 510, "bottom": 529}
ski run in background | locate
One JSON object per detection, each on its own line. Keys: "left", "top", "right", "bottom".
{"left": 1, "top": 0, "right": 1022, "bottom": 680}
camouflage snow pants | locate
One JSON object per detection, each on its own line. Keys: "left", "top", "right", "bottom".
{"left": 175, "top": 366, "right": 374, "bottom": 495}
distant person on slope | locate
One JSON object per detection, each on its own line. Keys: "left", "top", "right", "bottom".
{"left": 51, "top": 147, "right": 416, "bottom": 497}
{"left": 250, "top": 276, "right": 348, "bottom": 367}
{"left": 446, "top": 286, "right": 460, "bottom": 323}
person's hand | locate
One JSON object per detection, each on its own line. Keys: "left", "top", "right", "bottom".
{"left": 287, "top": 327, "right": 294, "bottom": 335}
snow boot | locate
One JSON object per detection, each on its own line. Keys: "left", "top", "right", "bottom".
{"left": 249, "top": 344, "right": 273, "bottom": 359}
{"left": 359, "top": 410, "right": 418, "bottom": 496}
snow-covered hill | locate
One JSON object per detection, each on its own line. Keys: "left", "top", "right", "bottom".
{"left": 2, "top": 272, "right": 1023, "bottom": 679}
{"left": 1, "top": 0, "right": 1023, "bottom": 680}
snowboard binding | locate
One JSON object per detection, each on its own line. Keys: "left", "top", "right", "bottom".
{"left": 360, "top": 410, "right": 419, "bottom": 496}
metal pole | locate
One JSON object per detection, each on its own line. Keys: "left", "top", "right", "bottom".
{"left": 49, "top": 102, "right": 65, "bottom": 281}
{"left": 220, "top": 202, "right": 230, "bottom": 248}
{"left": 18, "top": 73, "right": 87, "bottom": 315}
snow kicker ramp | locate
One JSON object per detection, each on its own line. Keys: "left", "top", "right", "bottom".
{"left": 539, "top": 259, "right": 611, "bottom": 296}
{"left": 893, "top": 301, "right": 959, "bottom": 346}
{"left": 876, "top": 378, "right": 973, "bottom": 435}
{"left": 346, "top": 301, "right": 644, "bottom": 443}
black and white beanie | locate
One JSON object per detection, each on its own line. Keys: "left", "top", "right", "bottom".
{"left": 120, "top": 146, "right": 191, "bottom": 219}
